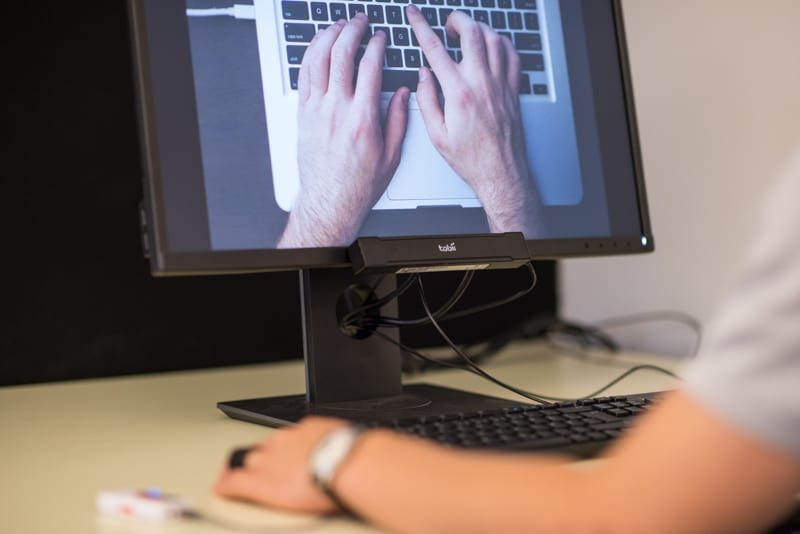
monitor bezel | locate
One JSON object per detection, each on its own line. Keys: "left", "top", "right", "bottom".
{"left": 128, "top": 0, "right": 653, "bottom": 277}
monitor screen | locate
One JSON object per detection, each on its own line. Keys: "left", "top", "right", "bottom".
{"left": 130, "top": 0, "right": 652, "bottom": 275}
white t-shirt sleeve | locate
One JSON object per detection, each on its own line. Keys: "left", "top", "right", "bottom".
{"left": 682, "top": 146, "right": 800, "bottom": 457}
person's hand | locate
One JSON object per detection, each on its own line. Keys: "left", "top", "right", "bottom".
{"left": 406, "top": 6, "right": 542, "bottom": 236}
{"left": 214, "top": 417, "right": 352, "bottom": 514}
{"left": 278, "top": 14, "right": 410, "bottom": 248}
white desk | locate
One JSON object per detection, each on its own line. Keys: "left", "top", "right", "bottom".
{"left": 0, "top": 342, "right": 683, "bottom": 533}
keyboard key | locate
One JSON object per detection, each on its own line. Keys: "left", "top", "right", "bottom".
{"left": 374, "top": 26, "right": 392, "bottom": 45}
{"left": 286, "top": 45, "right": 307, "bottom": 65}
{"left": 488, "top": 11, "right": 506, "bottom": 29}
{"left": 519, "top": 72, "right": 531, "bottom": 95}
{"left": 386, "top": 6, "right": 404, "bottom": 24}
{"left": 282, "top": 1, "right": 309, "bottom": 20}
{"left": 508, "top": 11, "right": 522, "bottom": 29}
{"left": 289, "top": 67, "right": 300, "bottom": 89}
{"left": 404, "top": 48, "right": 422, "bottom": 68}
{"left": 515, "top": 32, "right": 541, "bottom": 50}
{"left": 382, "top": 70, "right": 418, "bottom": 92}
{"left": 559, "top": 406, "right": 593, "bottom": 414}
{"left": 439, "top": 7, "right": 454, "bottom": 25}
{"left": 519, "top": 52, "right": 544, "bottom": 71}
{"left": 524, "top": 11, "right": 539, "bottom": 30}
{"left": 393, "top": 26, "right": 411, "bottom": 46}
{"left": 533, "top": 83, "right": 548, "bottom": 95}
{"left": 284, "top": 23, "right": 316, "bottom": 42}
{"left": 349, "top": 4, "right": 366, "bottom": 18}
{"left": 473, "top": 9, "right": 489, "bottom": 23}
{"left": 515, "top": 0, "right": 537, "bottom": 9}
{"left": 421, "top": 7, "right": 438, "bottom": 25}
{"left": 368, "top": 5, "right": 385, "bottom": 23}
{"left": 591, "top": 420, "right": 629, "bottom": 431}
{"left": 310, "top": 2, "right": 328, "bottom": 21}
{"left": 330, "top": 3, "right": 347, "bottom": 20}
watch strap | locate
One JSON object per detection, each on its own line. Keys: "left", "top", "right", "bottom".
{"left": 310, "top": 424, "right": 367, "bottom": 516}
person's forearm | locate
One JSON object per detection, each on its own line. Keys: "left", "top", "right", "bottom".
{"left": 477, "top": 168, "right": 544, "bottom": 238}
{"left": 334, "top": 430, "right": 604, "bottom": 534}
{"left": 278, "top": 196, "right": 366, "bottom": 248}
{"left": 332, "top": 390, "right": 800, "bottom": 534}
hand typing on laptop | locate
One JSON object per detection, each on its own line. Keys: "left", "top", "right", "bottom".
{"left": 279, "top": 5, "right": 542, "bottom": 248}
{"left": 409, "top": 6, "right": 543, "bottom": 238}
{"left": 278, "top": 13, "right": 410, "bottom": 248}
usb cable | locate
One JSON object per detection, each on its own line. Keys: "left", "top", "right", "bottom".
{"left": 186, "top": 5, "right": 255, "bottom": 20}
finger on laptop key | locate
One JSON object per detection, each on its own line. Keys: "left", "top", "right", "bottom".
{"left": 444, "top": 10, "right": 489, "bottom": 71}
{"left": 355, "top": 29, "right": 389, "bottom": 102}
{"left": 406, "top": 5, "right": 459, "bottom": 88}
{"left": 299, "top": 19, "right": 346, "bottom": 101}
{"left": 328, "top": 13, "right": 369, "bottom": 96}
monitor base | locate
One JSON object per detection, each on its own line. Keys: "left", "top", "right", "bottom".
{"left": 218, "top": 383, "right": 526, "bottom": 427}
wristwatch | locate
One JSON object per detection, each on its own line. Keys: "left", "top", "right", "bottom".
{"left": 310, "top": 425, "right": 366, "bottom": 511}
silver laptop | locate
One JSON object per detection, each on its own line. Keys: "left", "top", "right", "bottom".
{"left": 253, "top": 0, "right": 583, "bottom": 212}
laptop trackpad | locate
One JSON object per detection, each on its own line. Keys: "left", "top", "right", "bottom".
{"left": 384, "top": 112, "right": 478, "bottom": 205}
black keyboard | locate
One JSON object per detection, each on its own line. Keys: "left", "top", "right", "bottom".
{"left": 374, "top": 392, "right": 660, "bottom": 457}
{"left": 280, "top": 0, "right": 552, "bottom": 96}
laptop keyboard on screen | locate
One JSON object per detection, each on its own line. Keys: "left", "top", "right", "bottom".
{"left": 280, "top": 0, "right": 552, "bottom": 98}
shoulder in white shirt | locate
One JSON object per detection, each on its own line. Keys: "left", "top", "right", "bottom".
{"left": 683, "top": 145, "right": 800, "bottom": 457}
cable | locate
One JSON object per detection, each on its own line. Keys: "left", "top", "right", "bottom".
{"left": 591, "top": 310, "right": 703, "bottom": 358}
{"left": 387, "top": 270, "right": 682, "bottom": 404}
{"left": 401, "top": 315, "right": 606, "bottom": 375}
{"left": 186, "top": 5, "right": 256, "bottom": 20}
{"left": 374, "top": 330, "right": 472, "bottom": 373}
{"left": 400, "top": 314, "right": 550, "bottom": 374}
{"left": 371, "top": 270, "right": 475, "bottom": 328}
{"left": 342, "top": 264, "right": 682, "bottom": 404}
{"left": 355, "top": 262, "right": 536, "bottom": 331}
{"left": 523, "top": 365, "right": 681, "bottom": 402}
{"left": 542, "top": 319, "right": 619, "bottom": 352}
{"left": 338, "top": 270, "right": 477, "bottom": 333}
{"left": 338, "top": 274, "right": 417, "bottom": 330}
{"left": 439, "top": 262, "right": 538, "bottom": 321}
{"left": 415, "top": 273, "right": 554, "bottom": 404}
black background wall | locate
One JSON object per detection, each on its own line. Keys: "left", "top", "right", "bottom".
{"left": 1, "top": 2, "right": 556, "bottom": 386}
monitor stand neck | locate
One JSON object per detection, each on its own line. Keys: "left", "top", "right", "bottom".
{"left": 301, "top": 268, "right": 403, "bottom": 403}
{"left": 217, "top": 268, "right": 524, "bottom": 427}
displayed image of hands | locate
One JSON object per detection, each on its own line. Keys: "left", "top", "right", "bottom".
{"left": 278, "top": 5, "right": 544, "bottom": 248}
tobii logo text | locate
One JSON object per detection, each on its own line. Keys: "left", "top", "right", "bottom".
{"left": 438, "top": 242, "right": 457, "bottom": 252}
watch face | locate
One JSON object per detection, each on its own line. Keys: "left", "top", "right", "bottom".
{"left": 312, "top": 427, "right": 364, "bottom": 487}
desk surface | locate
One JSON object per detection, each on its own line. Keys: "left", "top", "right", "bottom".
{"left": 0, "top": 342, "right": 682, "bottom": 533}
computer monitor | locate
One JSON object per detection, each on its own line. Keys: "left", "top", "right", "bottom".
{"left": 127, "top": 0, "right": 652, "bottom": 425}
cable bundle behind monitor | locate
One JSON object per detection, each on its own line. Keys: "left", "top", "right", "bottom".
{"left": 337, "top": 263, "right": 680, "bottom": 404}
